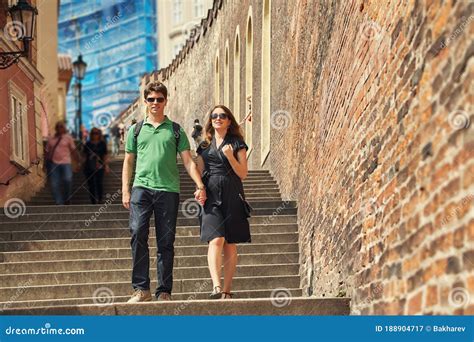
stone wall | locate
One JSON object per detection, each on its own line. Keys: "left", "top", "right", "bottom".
{"left": 143, "top": 0, "right": 474, "bottom": 314}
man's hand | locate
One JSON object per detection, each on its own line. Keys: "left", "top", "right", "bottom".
{"left": 194, "top": 188, "right": 206, "bottom": 206}
{"left": 122, "top": 190, "right": 131, "bottom": 209}
{"left": 222, "top": 144, "right": 234, "bottom": 159}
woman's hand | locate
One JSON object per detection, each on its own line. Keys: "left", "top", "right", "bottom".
{"left": 222, "top": 144, "right": 234, "bottom": 159}
{"left": 104, "top": 165, "right": 110, "bottom": 174}
{"left": 194, "top": 189, "right": 207, "bottom": 206}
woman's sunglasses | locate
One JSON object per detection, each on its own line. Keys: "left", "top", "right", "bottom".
{"left": 210, "top": 113, "right": 228, "bottom": 120}
{"left": 146, "top": 97, "right": 166, "bottom": 103}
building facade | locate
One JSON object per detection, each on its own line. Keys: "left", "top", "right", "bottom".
{"left": 157, "top": 0, "right": 213, "bottom": 68}
{"left": 0, "top": 0, "right": 45, "bottom": 206}
{"left": 135, "top": 0, "right": 474, "bottom": 314}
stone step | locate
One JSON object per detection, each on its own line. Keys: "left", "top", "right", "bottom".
{"left": 0, "top": 207, "right": 294, "bottom": 223}
{"left": 0, "top": 288, "right": 304, "bottom": 310}
{"left": 0, "top": 223, "right": 297, "bottom": 241}
{"left": 30, "top": 189, "right": 282, "bottom": 200}
{"left": 0, "top": 297, "right": 350, "bottom": 316}
{"left": 1, "top": 242, "right": 299, "bottom": 262}
{"left": 26, "top": 196, "right": 282, "bottom": 206}
{"left": 1, "top": 201, "right": 297, "bottom": 214}
{"left": 0, "top": 263, "right": 299, "bottom": 287}
{"left": 0, "top": 214, "right": 296, "bottom": 230}
{"left": 0, "top": 232, "right": 298, "bottom": 252}
{"left": 0, "top": 252, "right": 299, "bottom": 274}
{"left": 0, "top": 275, "right": 301, "bottom": 301}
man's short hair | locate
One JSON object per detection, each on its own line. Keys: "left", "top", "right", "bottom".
{"left": 144, "top": 82, "right": 168, "bottom": 99}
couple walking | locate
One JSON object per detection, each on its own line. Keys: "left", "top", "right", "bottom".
{"left": 122, "top": 82, "right": 251, "bottom": 302}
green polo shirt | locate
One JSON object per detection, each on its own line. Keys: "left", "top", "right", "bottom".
{"left": 125, "top": 116, "right": 190, "bottom": 193}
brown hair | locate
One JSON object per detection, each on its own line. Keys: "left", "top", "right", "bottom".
{"left": 89, "top": 127, "right": 103, "bottom": 141}
{"left": 144, "top": 82, "right": 168, "bottom": 99}
{"left": 202, "top": 105, "right": 244, "bottom": 147}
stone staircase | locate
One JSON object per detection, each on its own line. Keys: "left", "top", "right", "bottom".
{"left": 0, "top": 156, "right": 350, "bottom": 315}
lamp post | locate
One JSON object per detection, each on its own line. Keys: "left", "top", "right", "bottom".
{"left": 0, "top": 0, "right": 38, "bottom": 69}
{"left": 72, "top": 54, "right": 87, "bottom": 140}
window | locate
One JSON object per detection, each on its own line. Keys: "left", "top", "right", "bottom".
{"left": 224, "top": 41, "right": 229, "bottom": 107}
{"left": 234, "top": 28, "right": 241, "bottom": 122}
{"left": 8, "top": 81, "right": 29, "bottom": 167}
{"left": 173, "top": 0, "right": 182, "bottom": 25}
{"left": 245, "top": 9, "right": 253, "bottom": 155}
{"left": 261, "top": 0, "right": 271, "bottom": 165}
{"left": 193, "top": 0, "right": 204, "bottom": 18}
{"left": 214, "top": 52, "right": 220, "bottom": 104}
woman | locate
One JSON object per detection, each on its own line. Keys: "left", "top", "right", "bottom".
{"left": 83, "top": 127, "right": 110, "bottom": 204}
{"left": 45, "top": 121, "right": 78, "bottom": 205}
{"left": 195, "top": 105, "right": 251, "bottom": 299}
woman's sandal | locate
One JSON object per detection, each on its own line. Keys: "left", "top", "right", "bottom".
{"left": 222, "top": 292, "right": 234, "bottom": 299}
{"left": 209, "top": 286, "right": 223, "bottom": 299}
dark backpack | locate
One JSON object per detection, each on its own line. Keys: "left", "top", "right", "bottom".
{"left": 130, "top": 120, "right": 181, "bottom": 189}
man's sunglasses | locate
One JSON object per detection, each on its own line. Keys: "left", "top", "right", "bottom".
{"left": 146, "top": 97, "right": 166, "bottom": 103}
{"left": 210, "top": 113, "right": 228, "bottom": 120}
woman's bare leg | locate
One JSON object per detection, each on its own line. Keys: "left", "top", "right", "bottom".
{"left": 208, "top": 237, "right": 225, "bottom": 290}
{"left": 222, "top": 242, "right": 238, "bottom": 297}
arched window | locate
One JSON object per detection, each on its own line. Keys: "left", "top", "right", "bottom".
{"left": 224, "top": 41, "right": 230, "bottom": 107}
{"left": 234, "top": 27, "right": 241, "bottom": 123}
{"left": 261, "top": 0, "right": 271, "bottom": 165}
{"left": 215, "top": 52, "right": 220, "bottom": 104}
{"left": 245, "top": 8, "right": 253, "bottom": 156}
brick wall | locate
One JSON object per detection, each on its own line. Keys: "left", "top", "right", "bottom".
{"left": 143, "top": 0, "right": 473, "bottom": 314}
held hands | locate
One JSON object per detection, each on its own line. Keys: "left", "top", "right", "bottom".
{"left": 222, "top": 144, "right": 234, "bottom": 159}
{"left": 194, "top": 188, "right": 207, "bottom": 206}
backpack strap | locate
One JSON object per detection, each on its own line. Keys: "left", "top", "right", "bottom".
{"left": 133, "top": 119, "right": 181, "bottom": 154}
{"left": 172, "top": 121, "right": 181, "bottom": 154}
{"left": 133, "top": 120, "right": 144, "bottom": 144}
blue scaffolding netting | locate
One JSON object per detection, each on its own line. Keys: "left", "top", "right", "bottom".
{"left": 58, "top": 0, "right": 158, "bottom": 132}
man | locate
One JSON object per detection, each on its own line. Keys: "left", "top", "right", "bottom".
{"left": 191, "top": 118, "right": 203, "bottom": 148}
{"left": 110, "top": 125, "right": 121, "bottom": 156}
{"left": 46, "top": 121, "right": 80, "bottom": 205}
{"left": 122, "top": 82, "right": 207, "bottom": 302}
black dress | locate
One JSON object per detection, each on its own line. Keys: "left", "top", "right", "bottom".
{"left": 197, "top": 134, "right": 251, "bottom": 243}
{"left": 83, "top": 140, "right": 107, "bottom": 204}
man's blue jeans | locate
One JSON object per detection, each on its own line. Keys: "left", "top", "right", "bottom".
{"left": 129, "top": 186, "right": 179, "bottom": 297}
{"left": 49, "top": 163, "right": 73, "bottom": 205}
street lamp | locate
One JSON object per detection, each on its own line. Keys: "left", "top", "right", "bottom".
{"left": 0, "top": 0, "right": 38, "bottom": 69}
{"left": 72, "top": 54, "right": 87, "bottom": 140}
